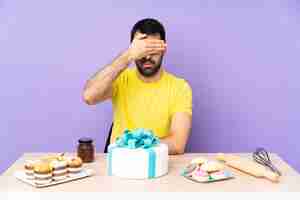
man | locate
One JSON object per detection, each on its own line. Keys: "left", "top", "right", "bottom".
{"left": 83, "top": 18, "right": 192, "bottom": 154}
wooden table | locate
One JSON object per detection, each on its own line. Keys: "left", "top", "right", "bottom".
{"left": 1, "top": 153, "right": 299, "bottom": 192}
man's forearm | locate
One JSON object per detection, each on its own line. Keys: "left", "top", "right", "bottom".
{"left": 83, "top": 50, "right": 132, "bottom": 104}
{"left": 161, "top": 135, "right": 185, "bottom": 155}
{"left": 162, "top": 113, "right": 192, "bottom": 155}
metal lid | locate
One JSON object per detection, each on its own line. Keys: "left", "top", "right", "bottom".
{"left": 78, "top": 137, "right": 93, "bottom": 144}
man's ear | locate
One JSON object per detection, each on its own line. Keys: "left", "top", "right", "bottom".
{"left": 163, "top": 47, "right": 167, "bottom": 54}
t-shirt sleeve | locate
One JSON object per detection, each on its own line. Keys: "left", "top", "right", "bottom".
{"left": 112, "top": 68, "right": 128, "bottom": 100}
{"left": 112, "top": 75, "right": 121, "bottom": 99}
{"left": 170, "top": 80, "right": 193, "bottom": 116}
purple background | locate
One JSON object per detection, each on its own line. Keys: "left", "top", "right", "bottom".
{"left": 0, "top": 0, "right": 298, "bottom": 174}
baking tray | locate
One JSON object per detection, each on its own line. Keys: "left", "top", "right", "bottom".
{"left": 14, "top": 169, "right": 94, "bottom": 188}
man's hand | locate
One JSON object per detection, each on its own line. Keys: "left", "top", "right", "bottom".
{"left": 128, "top": 33, "right": 167, "bottom": 60}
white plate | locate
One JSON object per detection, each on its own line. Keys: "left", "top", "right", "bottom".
{"left": 184, "top": 173, "right": 234, "bottom": 183}
{"left": 14, "top": 169, "right": 94, "bottom": 188}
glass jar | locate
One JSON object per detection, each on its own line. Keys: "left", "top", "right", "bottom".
{"left": 77, "top": 137, "right": 95, "bottom": 163}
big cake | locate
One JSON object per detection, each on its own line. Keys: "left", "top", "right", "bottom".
{"left": 107, "top": 129, "right": 168, "bottom": 179}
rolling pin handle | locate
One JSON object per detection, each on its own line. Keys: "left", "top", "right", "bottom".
{"left": 264, "top": 170, "right": 280, "bottom": 183}
{"left": 216, "top": 153, "right": 226, "bottom": 161}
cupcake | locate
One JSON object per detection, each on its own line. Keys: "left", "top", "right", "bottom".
{"left": 24, "top": 160, "right": 36, "bottom": 180}
{"left": 67, "top": 157, "right": 83, "bottom": 176}
{"left": 50, "top": 159, "right": 68, "bottom": 181}
{"left": 33, "top": 162, "right": 53, "bottom": 185}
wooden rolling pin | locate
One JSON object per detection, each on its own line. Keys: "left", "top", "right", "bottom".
{"left": 216, "top": 153, "right": 279, "bottom": 183}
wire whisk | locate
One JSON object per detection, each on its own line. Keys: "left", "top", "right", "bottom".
{"left": 253, "top": 147, "right": 281, "bottom": 176}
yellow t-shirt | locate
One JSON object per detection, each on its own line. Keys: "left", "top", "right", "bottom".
{"left": 111, "top": 67, "right": 192, "bottom": 142}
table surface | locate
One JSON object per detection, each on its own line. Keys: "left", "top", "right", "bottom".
{"left": 1, "top": 153, "right": 299, "bottom": 192}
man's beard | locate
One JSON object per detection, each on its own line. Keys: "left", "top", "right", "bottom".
{"left": 135, "top": 56, "right": 163, "bottom": 77}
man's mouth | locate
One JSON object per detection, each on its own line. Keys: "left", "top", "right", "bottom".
{"left": 143, "top": 62, "right": 153, "bottom": 68}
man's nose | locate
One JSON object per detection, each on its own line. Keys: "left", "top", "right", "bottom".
{"left": 146, "top": 55, "right": 151, "bottom": 60}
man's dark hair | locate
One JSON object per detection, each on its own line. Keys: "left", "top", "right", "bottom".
{"left": 130, "top": 18, "right": 166, "bottom": 42}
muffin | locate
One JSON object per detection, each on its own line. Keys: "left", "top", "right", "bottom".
{"left": 24, "top": 160, "right": 36, "bottom": 180}
{"left": 33, "top": 162, "right": 53, "bottom": 185}
{"left": 50, "top": 159, "right": 68, "bottom": 181}
{"left": 67, "top": 157, "right": 83, "bottom": 175}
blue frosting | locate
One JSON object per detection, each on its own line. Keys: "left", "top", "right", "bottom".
{"left": 115, "top": 128, "right": 160, "bottom": 149}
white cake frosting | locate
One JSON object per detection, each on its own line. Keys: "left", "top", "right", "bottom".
{"left": 108, "top": 143, "right": 169, "bottom": 179}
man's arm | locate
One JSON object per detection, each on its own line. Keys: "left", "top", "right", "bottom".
{"left": 83, "top": 51, "right": 131, "bottom": 105}
{"left": 83, "top": 33, "right": 167, "bottom": 105}
{"left": 161, "top": 112, "right": 192, "bottom": 155}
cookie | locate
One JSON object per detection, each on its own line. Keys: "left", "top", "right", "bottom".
{"left": 200, "top": 161, "right": 224, "bottom": 172}
{"left": 193, "top": 168, "right": 209, "bottom": 177}
{"left": 190, "top": 157, "right": 208, "bottom": 165}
